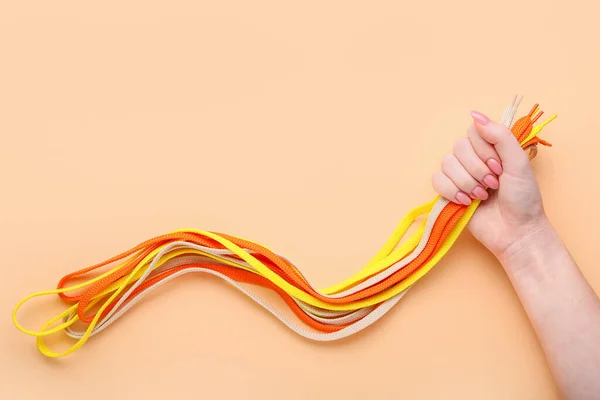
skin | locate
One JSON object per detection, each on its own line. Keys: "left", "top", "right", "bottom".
{"left": 431, "top": 110, "right": 600, "bottom": 399}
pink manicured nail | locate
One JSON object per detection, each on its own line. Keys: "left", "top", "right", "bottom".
{"left": 483, "top": 174, "right": 499, "bottom": 189}
{"left": 456, "top": 192, "right": 472, "bottom": 205}
{"left": 470, "top": 110, "right": 490, "bottom": 126}
{"left": 486, "top": 158, "right": 503, "bottom": 175}
{"left": 471, "top": 186, "right": 488, "bottom": 200}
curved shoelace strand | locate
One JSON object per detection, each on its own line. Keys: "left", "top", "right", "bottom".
{"left": 12, "top": 96, "right": 556, "bottom": 358}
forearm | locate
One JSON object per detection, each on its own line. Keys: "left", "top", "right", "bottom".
{"left": 499, "top": 218, "right": 600, "bottom": 400}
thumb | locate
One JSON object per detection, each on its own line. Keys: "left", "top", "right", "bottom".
{"left": 470, "top": 110, "right": 530, "bottom": 175}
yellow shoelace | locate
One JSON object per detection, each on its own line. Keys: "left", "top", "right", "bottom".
{"left": 12, "top": 95, "right": 556, "bottom": 358}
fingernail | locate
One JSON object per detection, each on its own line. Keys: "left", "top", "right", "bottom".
{"left": 486, "top": 158, "right": 503, "bottom": 175}
{"left": 470, "top": 110, "right": 490, "bottom": 126}
{"left": 471, "top": 186, "right": 489, "bottom": 200}
{"left": 483, "top": 174, "right": 499, "bottom": 189}
{"left": 456, "top": 192, "right": 472, "bottom": 205}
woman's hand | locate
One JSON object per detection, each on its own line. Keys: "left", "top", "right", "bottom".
{"left": 431, "top": 110, "right": 549, "bottom": 261}
{"left": 433, "top": 110, "right": 600, "bottom": 400}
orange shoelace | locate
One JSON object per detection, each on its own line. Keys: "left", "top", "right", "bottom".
{"left": 12, "top": 95, "right": 556, "bottom": 358}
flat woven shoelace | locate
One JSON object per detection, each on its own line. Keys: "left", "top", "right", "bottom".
{"left": 12, "top": 96, "right": 557, "bottom": 358}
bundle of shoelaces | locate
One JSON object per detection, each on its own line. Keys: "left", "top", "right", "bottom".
{"left": 13, "top": 96, "right": 556, "bottom": 358}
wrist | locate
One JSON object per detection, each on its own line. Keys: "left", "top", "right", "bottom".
{"left": 496, "top": 216, "right": 559, "bottom": 275}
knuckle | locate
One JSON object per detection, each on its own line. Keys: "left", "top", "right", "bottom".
{"left": 431, "top": 172, "right": 453, "bottom": 197}
{"left": 431, "top": 170, "right": 443, "bottom": 184}
{"left": 441, "top": 154, "right": 455, "bottom": 170}
{"left": 467, "top": 124, "right": 477, "bottom": 137}
{"left": 494, "top": 124, "right": 513, "bottom": 138}
{"left": 431, "top": 172, "right": 441, "bottom": 189}
{"left": 473, "top": 169, "right": 488, "bottom": 183}
{"left": 453, "top": 137, "right": 469, "bottom": 154}
{"left": 471, "top": 141, "right": 496, "bottom": 162}
{"left": 460, "top": 177, "right": 475, "bottom": 190}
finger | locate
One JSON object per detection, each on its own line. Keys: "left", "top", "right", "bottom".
{"left": 467, "top": 124, "right": 503, "bottom": 176}
{"left": 431, "top": 170, "right": 471, "bottom": 205}
{"left": 470, "top": 110, "right": 531, "bottom": 175}
{"left": 453, "top": 137, "right": 499, "bottom": 190}
{"left": 441, "top": 154, "right": 487, "bottom": 201}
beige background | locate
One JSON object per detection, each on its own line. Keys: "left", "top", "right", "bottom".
{"left": 1, "top": 1, "right": 599, "bottom": 399}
